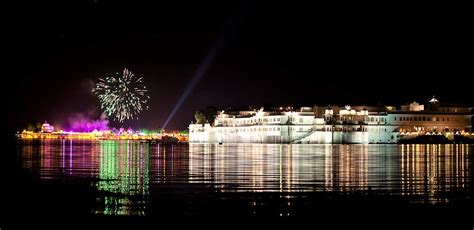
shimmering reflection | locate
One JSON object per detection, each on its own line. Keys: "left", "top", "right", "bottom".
{"left": 189, "top": 143, "right": 471, "bottom": 203}
{"left": 189, "top": 144, "right": 375, "bottom": 192}
{"left": 399, "top": 144, "right": 470, "bottom": 203}
{"left": 94, "top": 141, "right": 149, "bottom": 215}
{"left": 18, "top": 139, "right": 150, "bottom": 216}
{"left": 19, "top": 139, "right": 101, "bottom": 178}
{"left": 18, "top": 141, "right": 472, "bottom": 217}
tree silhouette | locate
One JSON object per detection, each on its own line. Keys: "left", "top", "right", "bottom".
{"left": 194, "top": 111, "right": 206, "bottom": 124}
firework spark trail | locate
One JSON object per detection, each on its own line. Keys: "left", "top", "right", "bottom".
{"left": 93, "top": 68, "right": 150, "bottom": 123}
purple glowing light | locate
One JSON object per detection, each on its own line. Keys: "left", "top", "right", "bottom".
{"left": 67, "top": 113, "right": 109, "bottom": 132}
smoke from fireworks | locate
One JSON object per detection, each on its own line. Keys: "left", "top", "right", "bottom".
{"left": 92, "top": 68, "right": 150, "bottom": 123}
{"left": 68, "top": 113, "right": 109, "bottom": 132}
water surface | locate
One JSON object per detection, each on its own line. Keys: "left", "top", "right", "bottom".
{"left": 15, "top": 140, "right": 472, "bottom": 219}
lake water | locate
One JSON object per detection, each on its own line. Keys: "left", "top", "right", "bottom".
{"left": 13, "top": 140, "right": 472, "bottom": 223}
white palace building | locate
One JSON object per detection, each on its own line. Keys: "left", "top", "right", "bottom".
{"left": 189, "top": 97, "right": 472, "bottom": 144}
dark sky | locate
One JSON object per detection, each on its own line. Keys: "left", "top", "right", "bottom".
{"left": 6, "top": 0, "right": 472, "bottom": 132}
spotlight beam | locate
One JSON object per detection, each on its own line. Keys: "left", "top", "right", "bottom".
{"left": 162, "top": 2, "right": 247, "bottom": 129}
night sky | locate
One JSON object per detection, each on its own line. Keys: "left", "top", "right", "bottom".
{"left": 7, "top": 1, "right": 472, "bottom": 132}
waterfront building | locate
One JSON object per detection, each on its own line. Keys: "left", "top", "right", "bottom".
{"left": 189, "top": 96, "right": 472, "bottom": 144}
{"left": 41, "top": 121, "right": 54, "bottom": 133}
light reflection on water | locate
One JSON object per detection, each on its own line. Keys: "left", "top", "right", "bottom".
{"left": 189, "top": 144, "right": 470, "bottom": 199}
{"left": 95, "top": 141, "right": 149, "bottom": 216}
{"left": 17, "top": 141, "right": 472, "bottom": 216}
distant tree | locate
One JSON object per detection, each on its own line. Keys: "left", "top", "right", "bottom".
{"left": 35, "top": 122, "right": 42, "bottom": 132}
{"left": 203, "top": 106, "right": 218, "bottom": 124}
{"left": 26, "top": 123, "right": 35, "bottom": 131}
{"left": 194, "top": 106, "right": 218, "bottom": 125}
{"left": 194, "top": 110, "right": 206, "bottom": 124}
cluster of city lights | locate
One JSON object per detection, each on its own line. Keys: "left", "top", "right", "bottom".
{"left": 17, "top": 129, "right": 188, "bottom": 142}
{"left": 399, "top": 130, "right": 471, "bottom": 136}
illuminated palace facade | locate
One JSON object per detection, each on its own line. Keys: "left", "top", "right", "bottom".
{"left": 189, "top": 97, "right": 472, "bottom": 144}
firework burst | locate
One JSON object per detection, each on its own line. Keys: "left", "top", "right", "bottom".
{"left": 92, "top": 68, "right": 150, "bottom": 123}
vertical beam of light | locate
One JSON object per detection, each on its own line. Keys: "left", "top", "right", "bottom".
{"left": 162, "top": 1, "right": 248, "bottom": 129}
